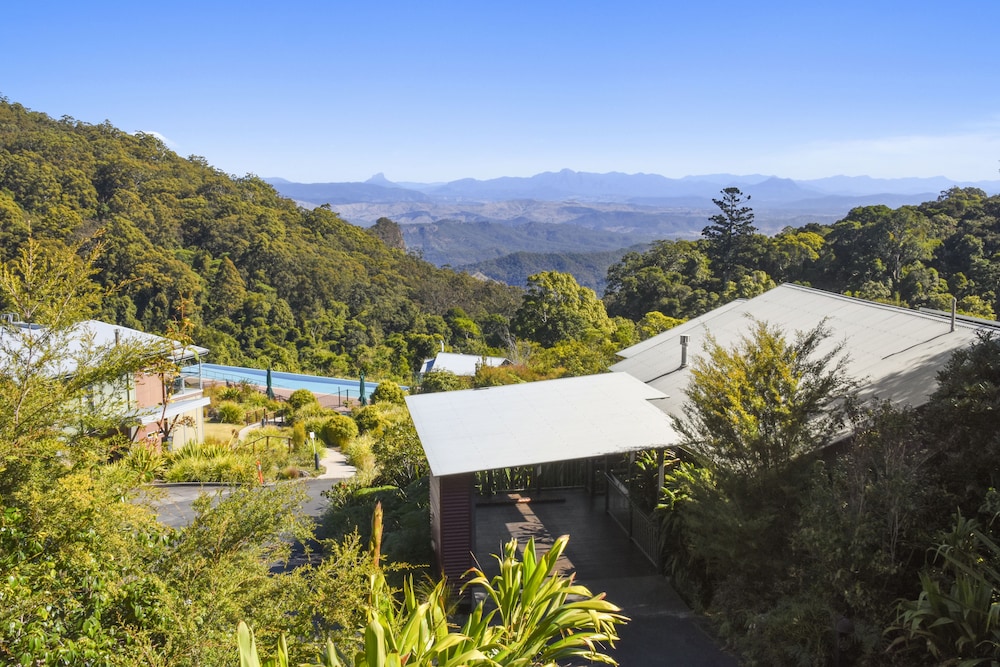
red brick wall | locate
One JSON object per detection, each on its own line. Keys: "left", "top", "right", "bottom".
{"left": 134, "top": 373, "right": 163, "bottom": 409}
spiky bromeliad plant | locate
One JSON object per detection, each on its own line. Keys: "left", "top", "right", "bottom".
{"left": 238, "top": 504, "right": 627, "bottom": 666}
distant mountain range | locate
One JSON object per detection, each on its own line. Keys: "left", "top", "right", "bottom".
{"left": 266, "top": 170, "right": 1000, "bottom": 289}
{"left": 268, "top": 169, "right": 1000, "bottom": 207}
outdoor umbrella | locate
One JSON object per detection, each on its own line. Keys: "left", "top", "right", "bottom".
{"left": 266, "top": 366, "right": 275, "bottom": 400}
{"left": 359, "top": 371, "right": 367, "bottom": 406}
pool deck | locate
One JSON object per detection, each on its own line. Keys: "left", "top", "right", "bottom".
{"left": 474, "top": 489, "right": 739, "bottom": 666}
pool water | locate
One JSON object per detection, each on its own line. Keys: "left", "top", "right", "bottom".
{"left": 186, "top": 363, "right": 383, "bottom": 401}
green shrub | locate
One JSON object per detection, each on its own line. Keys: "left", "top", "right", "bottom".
{"left": 213, "top": 380, "right": 257, "bottom": 403}
{"left": 216, "top": 400, "right": 245, "bottom": 424}
{"left": 241, "top": 391, "right": 274, "bottom": 408}
{"left": 302, "top": 417, "right": 328, "bottom": 440}
{"left": 120, "top": 445, "right": 165, "bottom": 482}
{"left": 419, "top": 370, "right": 465, "bottom": 393}
{"left": 320, "top": 414, "right": 358, "bottom": 449}
{"left": 343, "top": 434, "right": 378, "bottom": 486}
{"left": 169, "top": 442, "right": 233, "bottom": 462}
{"left": 164, "top": 457, "right": 214, "bottom": 482}
{"left": 352, "top": 405, "right": 387, "bottom": 436}
{"left": 287, "top": 388, "right": 318, "bottom": 410}
{"left": 370, "top": 380, "right": 406, "bottom": 405}
{"left": 162, "top": 442, "right": 261, "bottom": 483}
{"left": 292, "top": 422, "right": 306, "bottom": 449}
{"left": 318, "top": 477, "right": 431, "bottom": 565}
{"left": 289, "top": 401, "right": 331, "bottom": 426}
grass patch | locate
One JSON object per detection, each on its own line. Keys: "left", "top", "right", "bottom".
{"left": 204, "top": 422, "right": 241, "bottom": 443}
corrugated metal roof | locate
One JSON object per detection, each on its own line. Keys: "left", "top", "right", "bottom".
{"left": 1, "top": 319, "right": 207, "bottom": 377}
{"left": 419, "top": 352, "right": 510, "bottom": 376}
{"left": 408, "top": 284, "right": 999, "bottom": 478}
{"left": 406, "top": 372, "right": 678, "bottom": 477}
{"left": 612, "top": 283, "right": 1000, "bottom": 417}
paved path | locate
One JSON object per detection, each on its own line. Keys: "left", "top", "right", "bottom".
{"left": 475, "top": 490, "right": 738, "bottom": 666}
{"left": 315, "top": 446, "right": 356, "bottom": 480}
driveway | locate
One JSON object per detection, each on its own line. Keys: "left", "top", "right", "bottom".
{"left": 475, "top": 490, "right": 739, "bottom": 666}
{"left": 146, "top": 447, "right": 356, "bottom": 528}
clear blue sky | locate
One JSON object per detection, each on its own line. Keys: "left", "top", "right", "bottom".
{"left": 3, "top": 1, "right": 998, "bottom": 183}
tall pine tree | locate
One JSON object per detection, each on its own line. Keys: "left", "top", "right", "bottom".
{"left": 702, "top": 187, "right": 757, "bottom": 285}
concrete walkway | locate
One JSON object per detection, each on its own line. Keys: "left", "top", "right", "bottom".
{"left": 237, "top": 420, "right": 356, "bottom": 480}
{"left": 315, "top": 446, "right": 356, "bottom": 480}
{"left": 474, "top": 490, "right": 738, "bottom": 666}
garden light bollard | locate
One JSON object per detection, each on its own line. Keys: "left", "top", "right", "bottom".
{"left": 310, "top": 431, "right": 319, "bottom": 471}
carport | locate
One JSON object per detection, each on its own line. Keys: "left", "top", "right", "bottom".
{"left": 405, "top": 372, "right": 680, "bottom": 584}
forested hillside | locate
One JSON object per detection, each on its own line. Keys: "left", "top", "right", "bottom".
{"left": 0, "top": 99, "right": 522, "bottom": 381}
{"left": 603, "top": 187, "right": 1000, "bottom": 323}
{"left": 400, "top": 219, "right": 655, "bottom": 267}
{"left": 459, "top": 246, "right": 648, "bottom": 292}
{"left": 3, "top": 97, "right": 999, "bottom": 389}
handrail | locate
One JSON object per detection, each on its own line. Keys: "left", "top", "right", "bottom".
{"left": 604, "top": 472, "right": 661, "bottom": 568}
{"left": 241, "top": 434, "right": 293, "bottom": 453}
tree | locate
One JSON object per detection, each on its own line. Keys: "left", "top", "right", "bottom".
{"left": 660, "top": 320, "right": 862, "bottom": 662}
{"left": 0, "top": 241, "right": 328, "bottom": 664}
{"left": 208, "top": 255, "right": 247, "bottom": 319}
{"left": 512, "top": 271, "right": 613, "bottom": 347}
{"left": 0, "top": 237, "right": 154, "bottom": 491}
{"left": 604, "top": 240, "right": 713, "bottom": 321}
{"left": 676, "top": 319, "right": 855, "bottom": 479}
{"left": 825, "top": 205, "right": 939, "bottom": 296}
{"left": 366, "top": 216, "right": 405, "bottom": 250}
{"left": 702, "top": 187, "right": 758, "bottom": 284}
{"left": 636, "top": 311, "right": 685, "bottom": 340}
{"left": 763, "top": 228, "right": 824, "bottom": 283}
{"left": 921, "top": 332, "right": 1000, "bottom": 512}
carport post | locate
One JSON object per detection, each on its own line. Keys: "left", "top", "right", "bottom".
{"left": 603, "top": 455, "right": 610, "bottom": 512}
{"left": 656, "top": 448, "right": 665, "bottom": 495}
{"left": 628, "top": 452, "right": 635, "bottom": 539}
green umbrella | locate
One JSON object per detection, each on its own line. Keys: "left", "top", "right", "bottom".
{"left": 266, "top": 366, "right": 275, "bottom": 400}
{"left": 359, "top": 371, "right": 367, "bottom": 406}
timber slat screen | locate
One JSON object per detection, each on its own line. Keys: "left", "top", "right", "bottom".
{"left": 605, "top": 472, "right": 661, "bottom": 568}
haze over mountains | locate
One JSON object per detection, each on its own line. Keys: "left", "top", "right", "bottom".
{"left": 269, "top": 169, "right": 1000, "bottom": 208}
{"left": 266, "top": 170, "right": 1000, "bottom": 290}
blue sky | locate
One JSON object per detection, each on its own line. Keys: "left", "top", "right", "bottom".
{"left": 3, "top": 1, "right": 998, "bottom": 183}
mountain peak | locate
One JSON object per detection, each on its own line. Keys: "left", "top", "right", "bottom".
{"left": 365, "top": 173, "right": 395, "bottom": 186}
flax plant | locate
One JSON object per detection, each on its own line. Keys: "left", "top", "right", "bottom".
{"left": 239, "top": 509, "right": 627, "bottom": 666}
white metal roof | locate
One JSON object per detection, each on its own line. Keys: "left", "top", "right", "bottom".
{"left": 406, "top": 372, "right": 678, "bottom": 477}
{"left": 75, "top": 320, "right": 209, "bottom": 361}
{"left": 419, "top": 352, "right": 510, "bottom": 376}
{"left": 138, "top": 396, "right": 211, "bottom": 425}
{"left": 0, "top": 320, "right": 208, "bottom": 376}
{"left": 612, "top": 283, "right": 1000, "bottom": 417}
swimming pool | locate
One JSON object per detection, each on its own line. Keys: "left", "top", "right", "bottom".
{"left": 186, "top": 363, "right": 384, "bottom": 402}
